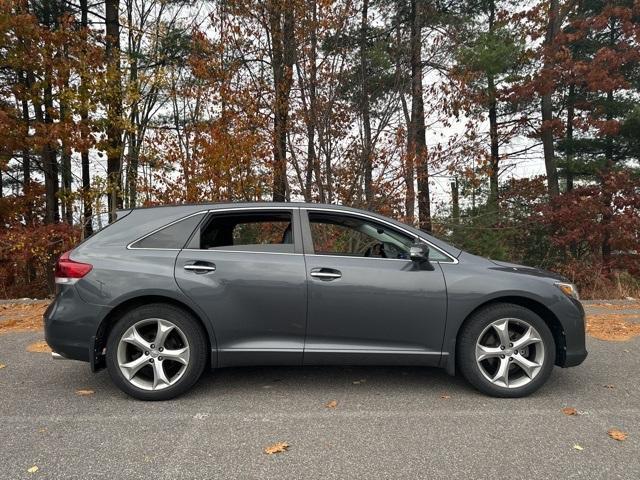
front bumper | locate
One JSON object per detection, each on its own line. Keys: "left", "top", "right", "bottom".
{"left": 557, "top": 298, "right": 588, "bottom": 367}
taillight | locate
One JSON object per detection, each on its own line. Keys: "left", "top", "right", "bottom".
{"left": 55, "top": 251, "right": 93, "bottom": 284}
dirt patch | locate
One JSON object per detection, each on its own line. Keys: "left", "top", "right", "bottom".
{"left": 0, "top": 303, "right": 47, "bottom": 334}
{"left": 26, "top": 340, "right": 52, "bottom": 353}
{"left": 586, "top": 313, "right": 640, "bottom": 341}
{"left": 587, "top": 303, "right": 640, "bottom": 311}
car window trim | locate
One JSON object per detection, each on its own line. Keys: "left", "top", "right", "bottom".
{"left": 302, "top": 207, "right": 459, "bottom": 264}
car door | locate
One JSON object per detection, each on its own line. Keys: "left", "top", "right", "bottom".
{"left": 300, "top": 208, "right": 449, "bottom": 366}
{"left": 174, "top": 207, "right": 307, "bottom": 367}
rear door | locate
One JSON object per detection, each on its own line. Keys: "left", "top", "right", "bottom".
{"left": 301, "top": 208, "right": 449, "bottom": 366}
{"left": 174, "top": 207, "right": 307, "bottom": 367}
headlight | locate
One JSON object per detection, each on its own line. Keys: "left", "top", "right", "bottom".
{"left": 555, "top": 282, "right": 579, "bottom": 300}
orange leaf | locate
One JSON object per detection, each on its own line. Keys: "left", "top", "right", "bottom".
{"left": 264, "top": 442, "right": 289, "bottom": 455}
{"left": 608, "top": 429, "right": 628, "bottom": 441}
{"left": 324, "top": 400, "right": 338, "bottom": 409}
{"left": 75, "top": 389, "right": 95, "bottom": 396}
{"left": 562, "top": 407, "right": 578, "bottom": 416}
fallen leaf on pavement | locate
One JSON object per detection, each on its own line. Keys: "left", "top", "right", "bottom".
{"left": 440, "top": 395, "right": 451, "bottom": 399}
{"left": 603, "top": 384, "right": 615, "bottom": 389}
{"left": 26, "top": 341, "right": 51, "bottom": 353}
{"left": 324, "top": 400, "right": 338, "bottom": 409}
{"left": 264, "top": 442, "right": 289, "bottom": 455}
{"left": 27, "top": 466, "right": 39, "bottom": 473}
{"left": 0, "top": 363, "right": 6, "bottom": 369}
{"left": 608, "top": 429, "right": 628, "bottom": 441}
{"left": 573, "top": 444, "right": 584, "bottom": 451}
{"left": 75, "top": 389, "right": 95, "bottom": 396}
{"left": 562, "top": 407, "right": 578, "bottom": 416}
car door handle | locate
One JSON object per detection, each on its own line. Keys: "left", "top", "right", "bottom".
{"left": 310, "top": 268, "right": 342, "bottom": 280}
{"left": 183, "top": 263, "right": 216, "bottom": 274}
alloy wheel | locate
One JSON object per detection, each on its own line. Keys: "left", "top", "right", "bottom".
{"left": 116, "top": 318, "right": 190, "bottom": 391}
{"left": 475, "top": 318, "right": 545, "bottom": 389}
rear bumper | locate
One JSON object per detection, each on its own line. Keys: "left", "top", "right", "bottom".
{"left": 44, "top": 285, "right": 107, "bottom": 364}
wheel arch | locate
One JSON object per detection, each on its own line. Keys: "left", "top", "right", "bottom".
{"left": 92, "top": 295, "right": 217, "bottom": 371}
{"left": 444, "top": 296, "right": 566, "bottom": 375}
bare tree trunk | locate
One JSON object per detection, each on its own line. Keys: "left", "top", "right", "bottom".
{"left": 306, "top": 0, "right": 322, "bottom": 202}
{"left": 394, "top": 7, "right": 414, "bottom": 223}
{"left": 60, "top": 51, "right": 73, "bottom": 225}
{"left": 487, "top": 74, "right": 499, "bottom": 213}
{"left": 451, "top": 178, "right": 460, "bottom": 225}
{"left": 410, "top": 0, "right": 430, "bottom": 232}
{"left": 601, "top": 18, "right": 616, "bottom": 266}
{"left": 33, "top": 2, "right": 59, "bottom": 224}
{"left": 565, "top": 82, "right": 574, "bottom": 192}
{"left": 269, "top": 0, "right": 295, "bottom": 202}
{"left": 80, "top": 0, "right": 93, "bottom": 237}
{"left": 540, "top": 0, "right": 577, "bottom": 198}
{"left": 20, "top": 72, "right": 32, "bottom": 223}
{"left": 105, "top": 0, "right": 124, "bottom": 221}
{"left": 360, "top": 0, "right": 373, "bottom": 205}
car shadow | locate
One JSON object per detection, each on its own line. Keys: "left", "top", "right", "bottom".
{"left": 191, "top": 364, "right": 477, "bottom": 397}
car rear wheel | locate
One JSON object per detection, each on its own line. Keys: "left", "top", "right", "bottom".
{"left": 106, "top": 303, "right": 207, "bottom": 400}
{"left": 457, "top": 303, "right": 555, "bottom": 398}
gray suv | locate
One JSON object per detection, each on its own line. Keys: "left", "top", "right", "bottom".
{"left": 45, "top": 203, "right": 587, "bottom": 400}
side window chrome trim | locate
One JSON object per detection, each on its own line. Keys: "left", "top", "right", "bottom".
{"left": 127, "top": 211, "right": 208, "bottom": 250}
{"left": 182, "top": 248, "right": 302, "bottom": 256}
{"left": 304, "top": 207, "right": 459, "bottom": 264}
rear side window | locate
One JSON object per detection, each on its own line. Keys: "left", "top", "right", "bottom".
{"left": 130, "top": 213, "right": 204, "bottom": 249}
{"left": 189, "top": 211, "right": 294, "bottom": 253}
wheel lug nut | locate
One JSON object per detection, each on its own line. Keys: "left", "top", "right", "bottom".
{"left": 145, "top": 351, "right": 149, "bottom": 356}
{"left": 509, "top": 343, "right": 513, "bottom": 347}
{"left": 159, "top": 347, "right": 163, "bottom": 352}
{"left": 500, "top": 354, "right": 505, "bottom": 359}
{"left": 149, "top": 358, "right": 154, "bottom": 363}
{"left": 150, "top": 344, "right": 155, "bottom": 349}
{"left": 509, "top": 357, "right": 513, "bottom": 362}
{"left": 158, "top": 356, "right": 163, "bottom": 361}
{"left": 500, "top": 346, "right": 505, "bottom": 350}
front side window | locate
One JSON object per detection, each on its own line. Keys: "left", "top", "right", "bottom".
{"left": 307, "top": 211, "right": 453, "bottom": 261}
{"left": 191, "top": 211, "right": 294, "bottom": 253}
{"left": 308, "top": 212, "right": 413, "bottom": 259}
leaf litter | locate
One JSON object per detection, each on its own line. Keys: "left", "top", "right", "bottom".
{"left": 608, "top": 429, "right": 628, "bottom": 441}
{"left": 0, "top": 303, "right": 48, "bottom": 334}
{"left": 264, "top": 442, "right": 289, "bottom": 455}
{"left": 26, "top": 341, "right": 51, "bottom": 353}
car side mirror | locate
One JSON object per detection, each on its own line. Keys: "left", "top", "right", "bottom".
{"left": 410, "top": 243, "right": 429, "bottom": 263}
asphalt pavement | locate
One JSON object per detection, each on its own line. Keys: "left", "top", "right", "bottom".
{"left": 0, "top": 303, "right": 638, "bottom": 479}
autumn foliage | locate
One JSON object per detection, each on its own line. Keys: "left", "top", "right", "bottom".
{"left": 1, "top": 0, "right": 639, "bottom": 299}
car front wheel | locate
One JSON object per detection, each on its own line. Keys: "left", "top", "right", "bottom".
{"left": 106, "top": 303, "right": 207, "bottom": 400}
{"left": 457, "top": 303, "right": 555, "bottom": 398}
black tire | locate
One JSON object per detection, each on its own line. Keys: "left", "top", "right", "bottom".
{"left": 457, "top": 303, "right": 555, "bottom": 398}
{"left": 106, "top": 303, "right": 208, "bottom": 401}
